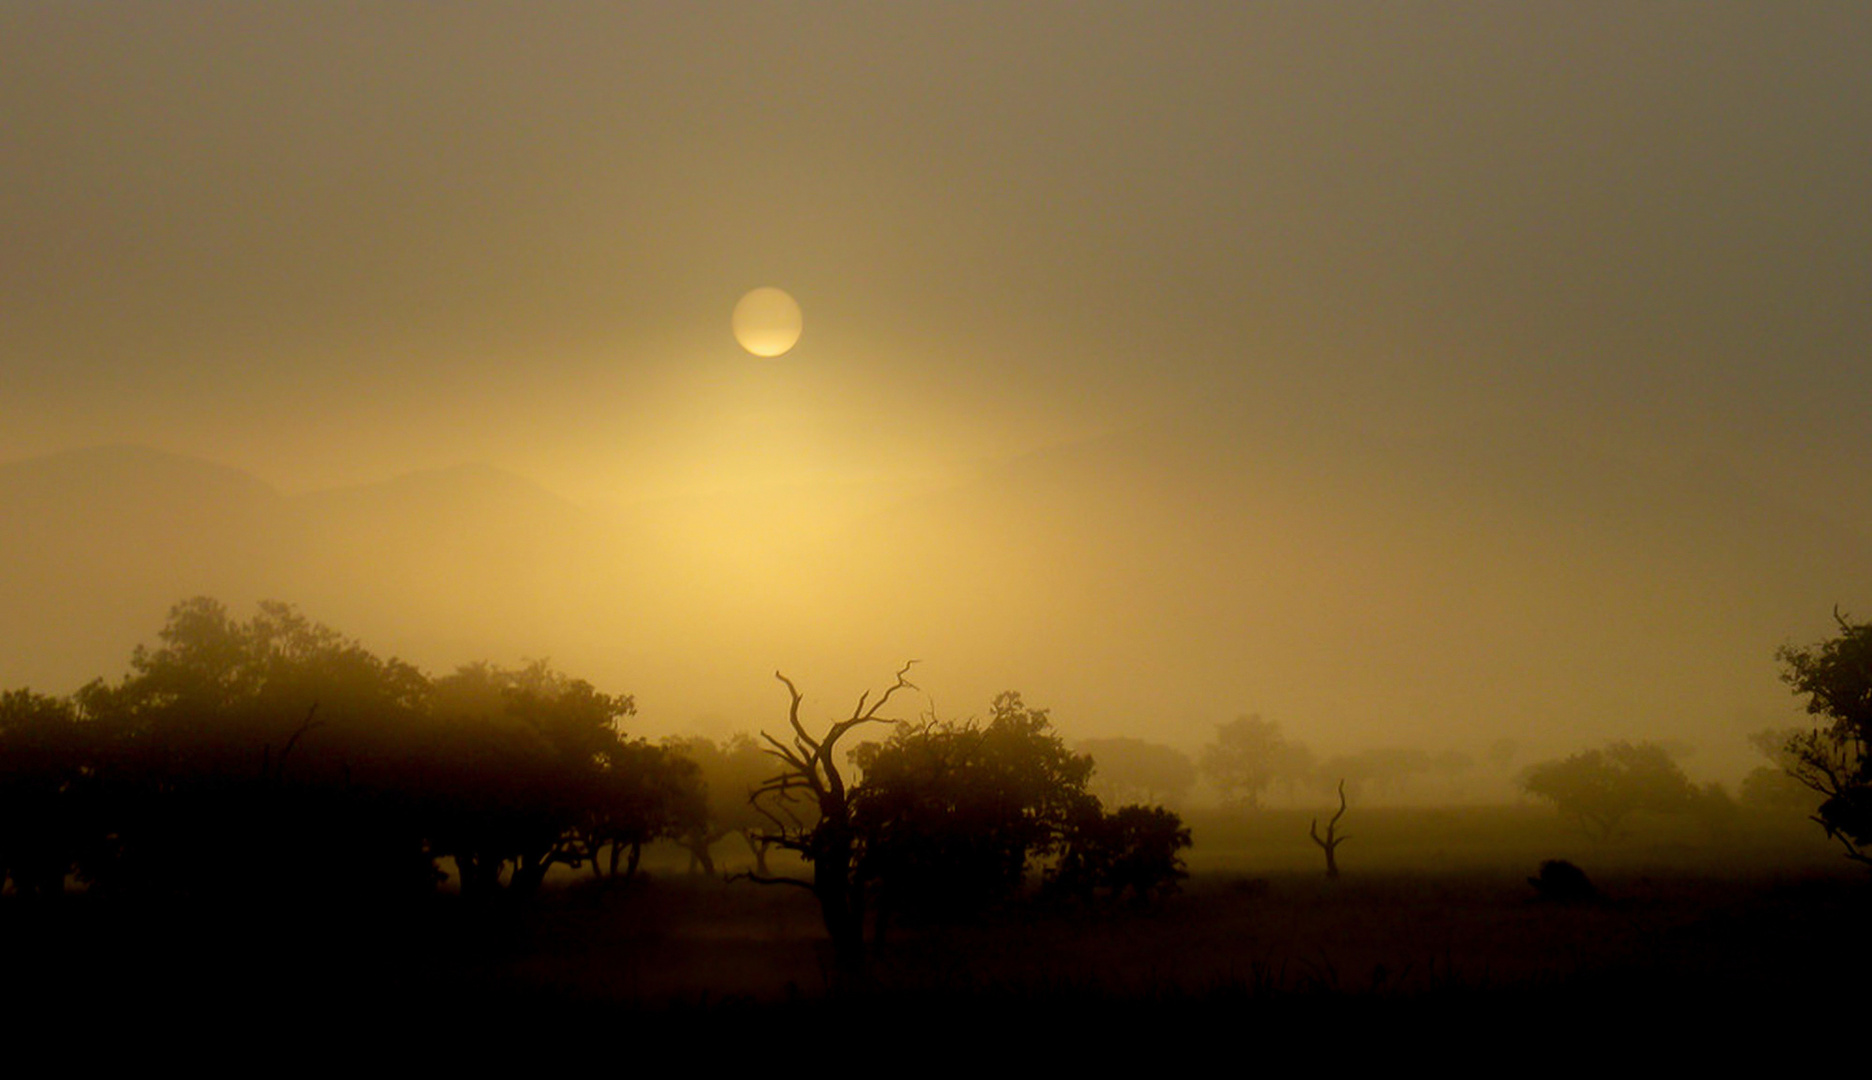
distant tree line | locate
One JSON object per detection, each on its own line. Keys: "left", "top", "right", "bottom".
{"left": 1193, "top": 714, "right": 1483, "bottom": 808}
{"left": 1069, "top": 716, "right": 1491, "bottom": 815}
{"left": 1189, "top": 696, "right": 1839, "bottom": 839}
{"left": 1511, "top": 609, "right": 1872, "bottom": 850}
{"left": 1507, "top": 607, "right": 1872, "bottom": 851}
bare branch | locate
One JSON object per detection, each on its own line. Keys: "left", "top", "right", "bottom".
{"left": 742, "top": 664, "right": 920, "bottom": 980}
{"left": 758, "top": 731, "right": 813, "bottom": 775}
{"left": 774, "top": 670, "right": 819, "bottom": 759}
{"left": 867, "top": 661, "right": 920, "bottom": 719}
{"left": 752, "top": 791, "right": 795, "bottom": 838}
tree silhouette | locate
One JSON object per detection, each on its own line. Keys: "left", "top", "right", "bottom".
{"left": 745, "top": 664, "right": 918, "bottom": 979}
{"left": 1048, "top": 803, "right": 1191, "bottom": 905}
{"left": 71, "top": 597, "right": 435, "bottom": 897}
{"left": 663, "top": 733, "right": 774, "bottom": 875}
{"left": 851, "top": 691, "right": 1099, "bottom": 928}
{"left": 1777, "top": 611, "right": 1872, "bottom": 868}
{"left": 745, "top": 676, "right": 1193, "bottom": 968}
{"left": 1520, "top": 741, "right": 1697, "bottom": 842}
{"left": 26, "top": 597, "right": 694, "bottom": 905}
{"left": 1078, "top": 736, "right": 1196, "bottom": 807}
{"left": 1200, "top": 714, "right": 1312, "bottom": 809}
{"left": 1310, "top": 779, "right": 1348, "bottom": 879}
{"left": 0, "top": 689, "right": 90, "bottom": 897}
{"left": 424, "top": 660, "right": 694, "bottom": 900}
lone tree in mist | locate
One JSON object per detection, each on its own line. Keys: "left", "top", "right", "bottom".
{"left": 1520, "top": 741, "right": 1697, "bottom": 842}
{"left": 1077, "top": 736, "right": 1196, "bottom": 808}
{"left": 1201, "top": 714, "right": 1313, "bottom": 809}
{"left": 1777, "top": 611, "right": 1872, "bottom": 868}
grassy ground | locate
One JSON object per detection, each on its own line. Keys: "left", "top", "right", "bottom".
{"left": 3, "top": 805, "right": 1863, "bottom": 1053}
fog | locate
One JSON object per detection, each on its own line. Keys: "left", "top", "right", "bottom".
{"left": 6, "top": 4, "right": 1870, "bottom": 783}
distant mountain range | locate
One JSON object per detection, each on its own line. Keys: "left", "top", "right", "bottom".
{"left": 4, "top": 423, "right": 1866, "bottom": 777}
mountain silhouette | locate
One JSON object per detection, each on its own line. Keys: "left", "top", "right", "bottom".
{"left": 3, "top": 428, "right": 1866, "bottom": 768}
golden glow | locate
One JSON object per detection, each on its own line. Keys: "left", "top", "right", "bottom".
{"left": 731, "top": 288, "right": 804, "bottom": 357}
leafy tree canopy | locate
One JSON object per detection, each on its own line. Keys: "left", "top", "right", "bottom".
{"left": 851, "top": 691, "right": 1098, "bottom": 916}
{"left": 1078, "top": 736, "right": 1196, "bottom": 808}
{"left": 4, "top": 597, "right": 693, "bottom": 902}
{"left": 76, "top": 597, "right": 430, "bottom": 772}
{"left": 1520, "top": 741, "right": 1697, "bottom": 842}
{"left": 1199, "top": 714, "right": 1314, "bottom": 809}
{"left": 1046, "top": 803, "right": 1191, "bottom": 906}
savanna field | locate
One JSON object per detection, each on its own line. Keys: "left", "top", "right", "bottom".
{"left": 4, "top": 599, "right": 1868, "bottom": 1061}
{"left": 10, "top": 7, "right": 1872, "bottom": 1063}
{"left": 7, "top": 805, "right": 1862, "bottom": 1053}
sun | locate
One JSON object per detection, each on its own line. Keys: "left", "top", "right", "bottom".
{"left": 731, "top": 287, "right": 804, "bottom": 357}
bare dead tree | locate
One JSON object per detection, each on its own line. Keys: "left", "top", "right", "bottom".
{"left": 1310, "top": 779, "right": 1349, "bottom": 879}
{"left": 739, "top": 662, "right": 918, "bottom": 980}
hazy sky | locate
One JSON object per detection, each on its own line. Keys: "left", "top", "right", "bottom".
{"left": 7, "top": 4, "right": 1867, "bottom": 500}
{"left": 4, "top": 4, "right": 1869, "bottom": 775}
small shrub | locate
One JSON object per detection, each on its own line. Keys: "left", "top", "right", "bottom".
{"left": 1048, "top": 804, "right": 1192, "bottom": 906}
{"left": 1527, "top": 859, "right": 1598, "bottom": 903}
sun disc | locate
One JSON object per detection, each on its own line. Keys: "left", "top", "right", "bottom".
{"left": 731, "top": 287, "right": 804, "bottom": 357}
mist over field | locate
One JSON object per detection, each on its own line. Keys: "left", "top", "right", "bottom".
{"left": 2, "top": 423, "right": 1864, "bottom": 790}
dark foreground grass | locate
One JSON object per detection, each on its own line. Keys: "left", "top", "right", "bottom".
{"left": 1, "top": 803, "right": 1859, "bottom": 1055}
{"left": 6, "top": 857, "right": 1863, "bottom": 1056}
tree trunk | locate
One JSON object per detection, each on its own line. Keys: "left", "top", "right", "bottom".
{"left": 812, "top": 824, "right": 867, "bottom": 983}
{"left": 509, "top": 849, "right": 552, "bottom": 899}
{"left": 742, "top": 829, "right": 771, "bottom": 876}
{"left": 686, "top": 835, "right": 717, "bottom": 876}
{"left": 454, "top": 852, "right": 504, "bottom": 901}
